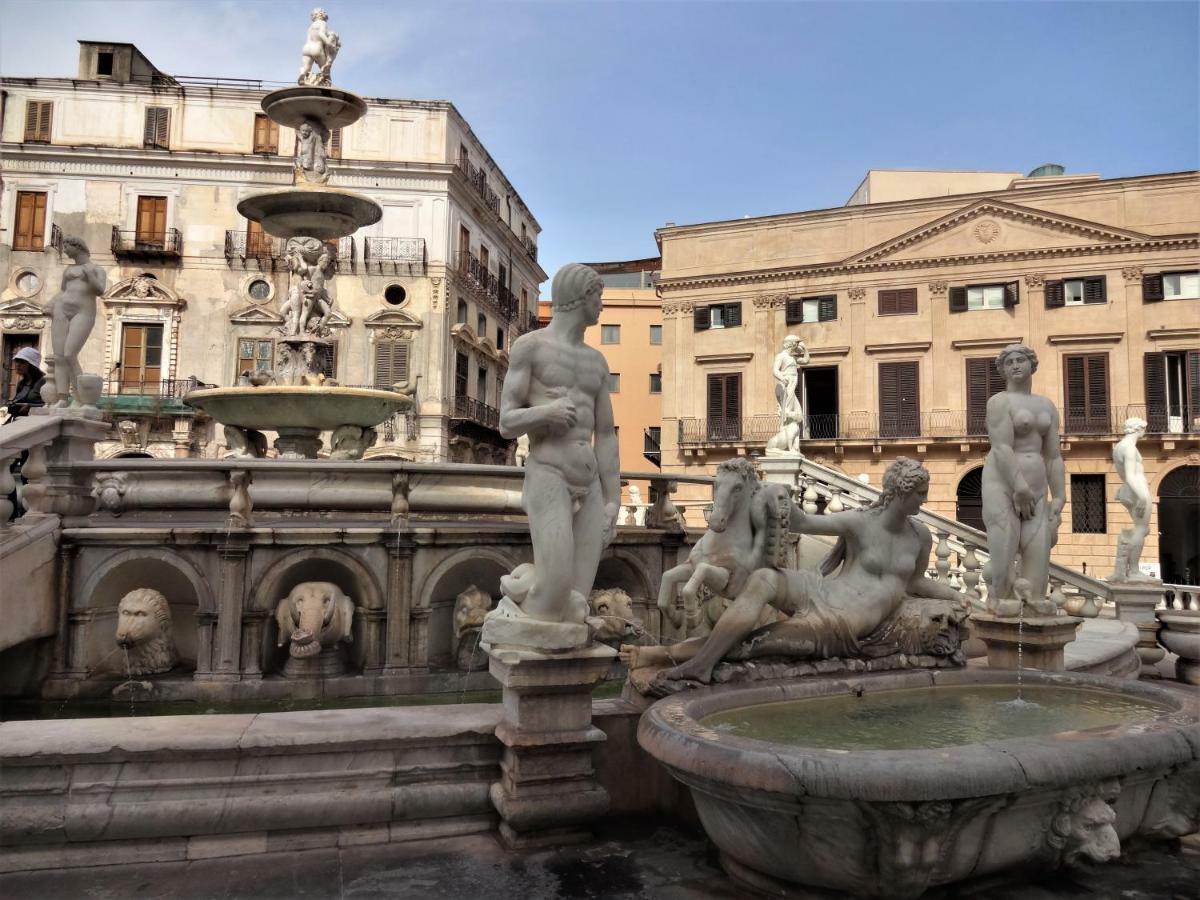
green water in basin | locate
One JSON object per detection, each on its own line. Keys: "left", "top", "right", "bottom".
{"left": 700, "top": 684, "right": 1174, "bottom": 751}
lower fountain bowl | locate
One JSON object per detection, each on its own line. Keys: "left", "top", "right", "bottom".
{"left": 237, "top": 187, "right": 382, "bottom": 241}
{"left": 638, "top": 669, "right": 1199, "bottom": 899}
{"left": 184, "top": 385, "right": 410, "bottom": 432}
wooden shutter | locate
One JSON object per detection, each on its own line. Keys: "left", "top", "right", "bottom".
{"left": 724, "top": 302, "right": 742, "bottom": 327}
{"left": 949, "top": 286, "right": 968, "bottom": 313}
{"left": 329, "top": 128, "right": 342, "bottom": 158}
{"left": 24, "top": 100, "right": 51, "bottom": 142}
{"left": 966, "top": 357, "right": 1004, "bottom": 435}
{"left": 143, "top": 107, "right": 169, "bottom": 149}
{"left": 135, "top": 196, "right": 168, "bottom": 244}
{"left": 1003, "top": 281, "right": 1020, "bottom": 308}
{"left": 253, "top": 114, "right": 279, "bottom": 153}
{"left": 1084, "top": 275, "right": 1107, "bottom": 304}
{"left": 374, "top": 340, "right": 410, "bottom": 389}
{"left": 13, "top": 191, "right": 47, "bottom": 251}
{"left": 785, "top": 297, "right": 803, "bottom": 325}
{"left": 1142, "top": 352, "right": 1167, "bottom": 433}
{"left": 879, "top": 361, "right": 920, "bottom": 438}
{"left": 706, "top": 373, "right": 741, "bottom": 441}
{"left": 454, "top": 352, "right": 469, "bottom": 398}
{"left": 1063, "top": 353, "right": 1109, "bottom": 434}
{"left": 693, "top": 305, "right": 710, "bottom": 331}
{"left": 1142, "top": 273, "right": 1164, "bottom": 303}
{"left": 1045, "top": 280, "right": 1065, "bottom": 308}
{"left": 1188, "top": 350, "right": 1200, "bottom": 430}
{"left": 817, "top": 295, "right": 837, "bottom": 322}
{"left": 879, "top": 288, "right": 916, "bottom": 316}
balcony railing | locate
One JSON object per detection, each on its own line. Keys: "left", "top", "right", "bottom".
{"left": 517, "top": 310, "right": 541, "bottom": 335}
{"left": 364, "top": 237, "right": 425, "bottom": 274}
{"left": 49, "top": 223, "right": 63, "bottom": 253}
{"left": 455, "top": 250, "right": 519, "bottom": 321}
{"left": 522, "top": 234, "right": 538, "bottom": 261}
{"left": 224, "top": 230, "right": 285, "bottom": 265}
{"left": 111, "top": 226, "right": 183, "bottom": 259}
{"left": 451, "top": 395, "right": 500, "bottom": 431}
{"left": 97, "top": 377, "right": 215, "bottom": 413}
{"left": 455, "top": 156, "right": 501, "bottom": 215}
{"left": 677, "top": 406, "right": 1195, "bottom": 447}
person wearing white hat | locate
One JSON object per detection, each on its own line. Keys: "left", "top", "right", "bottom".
{"left": 6, "top": 346, "right": 47, "bottom": 419}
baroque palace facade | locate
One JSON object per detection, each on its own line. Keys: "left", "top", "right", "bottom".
{"left": 0, "top": 40, "right": 545, "bottom": 462}
{"left": 656, "top": 168, "right": 1200, "bottom": 584}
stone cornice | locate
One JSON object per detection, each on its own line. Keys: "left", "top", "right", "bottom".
{"left": 1046, "top": 332, "right": 1124, "bottom": 345}
{"left": 806, "top": 345, "right": 850, "bottom": 358}
{"left": 1147, "top": 327, "right": 1200, "bottom": 342}
{"left": 864, "top": 341, "right": 933, "bottom": 355}
{"left": 695, "top": 352, "right": 754, "bottom": 365}
{"left": 950, "top": 336, "right": 1022, "bottom": 350}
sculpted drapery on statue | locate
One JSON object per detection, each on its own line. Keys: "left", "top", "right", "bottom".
{"left": 1111, "top": 417, "right": 1154, "bottom": 582}
{"left": 481, "top": 264, "right": 621, "bottom": 652}
{"left": 981, "top": 344, "right": 1066, "bottom": 615}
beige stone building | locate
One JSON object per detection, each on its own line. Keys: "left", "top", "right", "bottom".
{"left": 657, "top": 168, "right": 1200, "bottom": 584}
{"left": 0, "top": 40, "right": 545, "bottom": 462}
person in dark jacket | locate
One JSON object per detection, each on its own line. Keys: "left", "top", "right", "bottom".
{"left": 7, "top": 346, "right": 47, "bottom": 419}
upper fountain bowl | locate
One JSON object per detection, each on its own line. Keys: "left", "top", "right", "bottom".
{"left": 261, "top": 86, "right": 367, "bottom": 131}
{"left": 237, "top": 186, "right": 382, "bottom": 240}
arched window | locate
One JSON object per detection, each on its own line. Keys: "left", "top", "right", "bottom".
{"left": 1159, "top": 465, "right": 1200, "bottom": 586}
{"left": 955, "top": 467, "right": 984, "bottom": 531}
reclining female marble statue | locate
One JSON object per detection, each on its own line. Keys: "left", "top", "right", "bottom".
{"left": 624, "top": 457, "right": 964, "bottom": 689}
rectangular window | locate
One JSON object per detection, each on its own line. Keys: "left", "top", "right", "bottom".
{"left": 120, "top": 324, "right": 164, "bottom": 392}
{"left": 949, "top": 282, "right": 1019, "bottom": 312}
{"left": 649, "top": 324, "right": 662, "bottom": 345}
{"left": 456, "top": 299, "right": 468, "bottom": 325}
{"left": 496, "top": 327, "right": 505, "bottom": 351}
{"left": 479, "top": 245, "right": 490, "bottom": 274}
{"left": 1046, "top": 276, "right": 1106, "bottom": 308}
{"left": 13, "top": 191, "right": 47, "bottom": 251}
{"left": 253, "top": 114, "right": 279, "bottom": 153}
{"left": 143, "top": 106, "right": 170, "bottom": 150}
{"left": 878, "top": 360, "right": 920, "bottom": 438}
{"left": 454, "top": 351, "right": 469, "bottom": 398}
{"left": 878, "top": 288, "right": 917, "bottom": 316}
{"left": 695, "top": 302, "right": 742, "bottom": 331}
{"left": 965, "top": 357, "right": 1006, "bottom": 436}
{"left": 374, "top": 339, "right": 410, "bottom": 389}
{"left": 329, "top": 128, "right": 342, "bottom": 159}
{"left": 458, "top": 225, "right": 471, "bottom": 257}
{"left": 135, "top": 196, "right": 168, "bottom": 247}
{"left": 600, "top": 324, "right": 620, "bottom": 344}
{"left": 23, "top": 100, "right": 52, "bottom": 143}
{"left": 1071, "top": 474, "right": 1107, "bottom": 534}
{"left": 477, "top": 366, "right": 488, "bottom": 402}
{"left": 1144, "top": 350, "right": 1200, "bottom": 434}
{"left": 477, "top": 313, "right": 487, "bottom": 337}
{"left": 1163, "top": 271, "right": 1200, "bottom": 300}
{"left": 237, "top": 339, "right": 274, "bottom": 379}
{"left": 645, "top": 426, "right": 662, "bottom": 452}
{"left": 649, "top": 372, "right": 662, "bottom": 393}
{"left": 607, "top": 373, "right": 621, "bottom": 393}
{"left": 706, "top": 373, "right": 742, "bottom": 440}
{"left": 1063, "top": 353, "right": 1110, "bottom": 434}
{"left": 96, "top": 51, "right": 115, "bottom": 76}
{"left": 785, "top": 294, "right": 837, "bottom": 325}
{"left": 317, "top": 341, "right": 338, "bottom": 380}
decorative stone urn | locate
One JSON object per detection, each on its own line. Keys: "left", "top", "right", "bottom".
{"left": 1156, "top": 609, "right": 1200, "bottom": 685}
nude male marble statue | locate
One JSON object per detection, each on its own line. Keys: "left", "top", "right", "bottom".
{"left": 298, "top": 8, "right": 341, "bottom": 87}
{"left": 481, "top": 264, "right": 620, "bottom": 649}
{"left": 1111, "top": 417, "right": 1154, "bottom": 582}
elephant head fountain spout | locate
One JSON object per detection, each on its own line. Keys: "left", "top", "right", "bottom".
{"left": 275, "top": 582, "right": 356, "bottom": 677}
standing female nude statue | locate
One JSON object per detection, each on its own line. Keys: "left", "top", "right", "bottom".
{"left": 49, "top": 236, "right": 105, "bottom": 407}
{"left": 627, "top": 457, "right": 962, "bottom": 685}
{"left": 981, "top": 344, "right": 1065, "bottom": 611}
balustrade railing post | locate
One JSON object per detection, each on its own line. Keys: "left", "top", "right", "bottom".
{"left": 935, "top": 532, "right": 952, "bottom": 583}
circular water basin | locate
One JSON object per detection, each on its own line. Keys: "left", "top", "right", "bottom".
{"left": 184, "top": 385, "right": 410, "bottom": 431}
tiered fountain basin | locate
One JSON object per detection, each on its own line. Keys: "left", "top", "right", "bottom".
{"left": 261, "top": 85, "right": 367, "bottom": 129}
{"left": 639, "top": 669, "right": 1199, "bottom": 899}
{"left": 236, "top": 185, "right": 381, "bottom": 241}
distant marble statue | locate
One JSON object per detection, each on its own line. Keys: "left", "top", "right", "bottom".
{"left": 981, "top": 344, "right": 1065, "bottom": 613}
{"left": 772, "top": 335, "right": 809, "bottom": 425}
{"left": 766, "top": 408, "right": 804, "bottom": 455}
{"left": 628, "top": 458, "right": 963, "bottom": 688}
{"left": 1111, "top": 417, "right": 1154, "bottom": 582}
{"left": 275, "top": 582, "right": 355, "bottom": 670}
{"left": 656, "top": 458, "right": 791, "bottom": 631}
{"left": 114, "top": 588, "right": 179, "bottom": 676}
{"left": 481, "top": 264, "right": 621, "bottom": 651}
{"left": 298, "top": 8, "right": 341, "bottom": 86}
{"left": 280, "top": 238, "right": 336, "bottom": 336}
{"left": 513, "top": 433, "right": 530, "bottom": 467}
{"left": 294, "top": 118, "right": 330, "bottom": 184}
{"left": 49, "top": 236, "right": 105, "bottom": 408}
{"left": 453, "top": 585, "right": 493, "bottom": 670}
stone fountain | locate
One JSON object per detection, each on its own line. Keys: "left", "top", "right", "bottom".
{"left": 185, "top": 9, "right": 407, "bottom": 460}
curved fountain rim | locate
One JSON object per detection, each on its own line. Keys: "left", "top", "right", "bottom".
{"left": 185, "top": 385, "right": 407, "bottom": 403}
{"left": 637, "top": 668, "right": 1199, "bottom": 803}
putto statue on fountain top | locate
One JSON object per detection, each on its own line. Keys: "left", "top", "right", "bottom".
{"left": 298, "top": 8, "right": 341, "bottom": 87}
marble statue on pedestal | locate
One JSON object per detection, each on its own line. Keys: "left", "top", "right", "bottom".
{"left": 49, "top": 236, "right": 105, "bottom": 408}
{"left": 767, "top": 336, "right": 809, "bottom": 453}
{"left": 298, "top": 8, "right": 341, "bottom": 87}
{"left": 481, "top": 264, "right": 620, "bottom": 652}
{"left": 1111, "top": 417, "right": 1155, "bottom": 583}
{"left": 981, "top": 344, "right": 1065, "bottom": 615}
{"left": 626, "top": 458, "right": 964, "bottom": 691}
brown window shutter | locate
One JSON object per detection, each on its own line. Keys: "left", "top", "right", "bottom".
{"left": 693, "top": 305, "right": 710, "bottom": 331}
{"left": 24, "top": 101, "right": 38, "bottom": 139}
{"left": 897, "top": 288, "right": 916, "bottom": 314}
{"left": 24, "top": 100, "right": 51, "bottom": 142}
{"left": 818, "top": 295, "right": 837, "bottom": 321}
{"left": 965, "top": 357, "right": 1002, "bottom": 435}
{"left": 1084, "top": 275, "right": 1106, "bottom": 304}
{"left": 1086, "top": 353, "right": 1108, "bottom": 431}
{"left": 156, "top": 108, "right": 169, "bottom": 148}
{"left": 785, "top": 297, "right": 803, "bottom": 325}
{"left": 1044, "top": 280, "right": 1065, "bottom": 308}
{"left": 706, "top": 373, "right": 741, "bottom": 440}
{"left": 725, "top": 302, "right": 742, "bottom": 327}
{"left": 1003, "top": 281, "right": 1020, "bottom": 308}
{"left": 879, "top": 361, "right": 919, "bottom": 437}
{"left": 879, "top": 290, "right": 897, "bottom": 316}
{"left": 1064, "top": 353, "right": 1108, "bottom": 433}
{"left": 1142, "top": 273, "right": 1164, "bottom": 302}
{"left": 13, "top": 191, "right": 47, "bottom": 251}
{"left": 39, "top": 101, "right": 52, "bottom": 141}
{"left": 1143, "top": 352, "right": 1167, "bottom": 432}
{"left": 144, "top": 107, "right": 169, "bottom": 148}
{"left": 1188, "top": 350, "right": 1200, "bottom": 429}
{"left": 329, "top": 128, "right": 342, "bottom": 158}
{"left": 949, "top": 286, "right": 968, "bottom": 313}
{"left": 374, "top": 340, "right": 409, "bottom": 389}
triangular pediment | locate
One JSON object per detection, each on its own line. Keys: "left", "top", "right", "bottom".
{"left": 844, "top": 200, "right": 1153, "bottom": 266}
{"left": 103, "top": 274, "right": 184, "bottom": 308}
{"left": 0, "top": 298, "right": 48, "bottom": 317}
{"left": 364, "top": 308, "right": 422, "bottom": 330}
{"left": 325, "top": 309, "right": 351, "bottom": 328}
{"left": 229, "top": 304, "right": 285, "bottom": 326}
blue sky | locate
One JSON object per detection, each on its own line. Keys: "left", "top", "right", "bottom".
{"left": 2, "top": 1, "right": 1197, "bottom": 280}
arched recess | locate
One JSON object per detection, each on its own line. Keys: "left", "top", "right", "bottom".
{"left": 418, "top": 546, "right": 519, "bottom": 668}
{"left": 1158, "top": 465, "right": 1200, "bottom": 586}
{"left": 75, "top": 547, "right": 213, "bottom": 674}
{"left": 955, "top": 467, "right": 985, "bottom": 532}
{"left": 595, "top": 550, "right": 655, "bottom": 604}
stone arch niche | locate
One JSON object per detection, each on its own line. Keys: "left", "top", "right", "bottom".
{"left": 252, "top": 547, "right": 384, "bottom": 676}
{"left": 418, "top": 547, "right": 517, "bottom": 668}
{"left": 74, "top": 548, "right": 212, "bottom": 678}
{"left": 955, "top": 466, "right": 985, "bottom": 531}
{"left": 1158, "top": 465, "right": 1200, "bottom": 586}
{"left": 595, "top": 549, "right": 658, "bottom": 637}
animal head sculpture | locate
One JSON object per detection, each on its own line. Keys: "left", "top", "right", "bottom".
{"left": 275, "top": 581, "right": 355, "bottom": 659}
{"left": 587, "top": 588, "right": 642, "bottom": 644}
{"left": 453, "top": 585, "right": 493, "bottom": 641}
{"left": 860, "top": 596, "right": 967, "bottom": 659}
{"left": 114, "top": 588, "right": 178, "bottom": 675}
{"left": 1047, "top": 785, "right": 1121, "bottom": 866}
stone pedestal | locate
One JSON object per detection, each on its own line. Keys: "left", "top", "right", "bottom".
{"left": 487, "top": 643, "right": 616, "bottom": 848}
{"left": 1110, "top": 582, "right": 1167, "bottom": 678}
{"left": 970, "top": 612, "right": 1081, "bottom": 671}
{"left": 1155, "top": 609, "right": 1200, "bottom": 685}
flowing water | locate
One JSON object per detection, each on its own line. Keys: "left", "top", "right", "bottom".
{"left": 701, "top": 684, "right": 1174, "bottom": 751}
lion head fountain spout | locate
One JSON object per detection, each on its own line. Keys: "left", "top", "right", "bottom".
{"left": 275, "top": 582, "right": 356, "bottom": 677}
{"left": 114, "top": 589, "right": 179, "bottom": 676}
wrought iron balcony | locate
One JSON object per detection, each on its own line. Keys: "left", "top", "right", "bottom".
{"left": 49, "top": 223, "right": 63, "bottom": 253}
{"left": 455, "top": 156, "right": 501, "bottom": 215}
{"left": 455, "top": 250, "right": 521, "bottom": 321}
{"left": 364, "top": 237, "right": 425, "bottom": 274}
{"left": 224, "top": 230, "right": 285, "bottom": 264}
{"left": 111, "top": 226, "right": 183, "bottom": 259}
{"left": 522, "top": 234, "right": 538, "bottom": 261}
{"left": 98, "top": 377, "right": 215, "bottom": 414}
{"left": 450, "top": 395, "right": 500, "bottom": 431}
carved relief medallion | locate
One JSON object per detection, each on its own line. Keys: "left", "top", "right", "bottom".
{"left": 973, "top": 220, "right": 1001, "bottom": 244}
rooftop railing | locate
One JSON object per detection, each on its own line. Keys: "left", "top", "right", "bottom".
{"left": 364, "top": 237, "right": 425, "bottom": 274}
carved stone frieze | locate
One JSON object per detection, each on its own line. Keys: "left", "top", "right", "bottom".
{"left": 928, "top": 280, "right": 948, "bottom": 296}
{"left": 848, "top": 286, "right": 867, "bottom": 302}
{"left": 753, "top": 293, "right": 787, "bottom": 310}
{"left": 1024, "top": 273, "right": 1045, "bottom": 288}
{"left": 1122, "top": 265, "right": 1144, "bottom": 282}
{"left": 973, "top": 220, "right": 1001, "bottom": 244}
